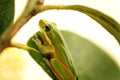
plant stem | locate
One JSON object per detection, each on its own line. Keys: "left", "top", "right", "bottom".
{"left": 39, "top": 5, "right": 120, "bottom": 44}
{"left": 0, "top": 0, "right": 44, "bottom": 52}
{"left": 11, "top": 42, "right": 39, "bottom": 53}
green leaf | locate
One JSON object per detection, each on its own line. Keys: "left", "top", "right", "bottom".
{"left": 27, "top": 30, "right": 120, "bottom": 80}
{"left": 0, "top": 0, "right": 14, "bottom": 36}
{"left": 27, "top": 32, "right": 57, "bottom": 80}
{"left": 62, "top": 30, "right": 120, "bottom": 80}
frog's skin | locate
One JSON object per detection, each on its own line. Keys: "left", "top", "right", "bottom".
{"left": 32, "top": 19, "right": 77, "bottom": 80}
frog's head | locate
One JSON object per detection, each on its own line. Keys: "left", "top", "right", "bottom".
{"left": 39, "top": 19, "right": 63, "bottom": 44}
{"left": 39, "top": 19, "right": 54, "bottom": 38}
{"left": 39, "top": 19, "right": 58, "bottom": 44}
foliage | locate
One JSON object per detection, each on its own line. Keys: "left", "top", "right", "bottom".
{"left": 0, "top": 0, "right": 120, "bottom": 80}
{"left": 0, "top": 0, "right": 14, "bottom": 35}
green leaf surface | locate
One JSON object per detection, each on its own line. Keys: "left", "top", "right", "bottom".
{"left": 62, "top": 30, "right": 120, "bottom": 80}
{"left": 27, "top": 30, "right": 120, "bottom": 80}
{"left": 0, "top": 0, "right": 14, "bottom": 35}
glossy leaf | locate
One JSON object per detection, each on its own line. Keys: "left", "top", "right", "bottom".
{"left": 62, "top": 30, "right": 120, "bottom": 80}
{"left": 0, "top": 0, "right": 14, "bottom": 35}
{"left": 27, "top": 30, "right": 120, "bottom": 80}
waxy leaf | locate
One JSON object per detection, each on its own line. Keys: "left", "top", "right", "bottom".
{"left": 0, "top": 0, "right": 14, "bottom": 35}
{"left": 27, "top": 30, "right": 120, "bottom": 80}
{"left": 62, "top": 31, "right": 120, "bottom": 80}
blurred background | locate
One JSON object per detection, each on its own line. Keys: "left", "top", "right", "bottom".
{"left": 0, "top": 0, "right": 120, "bottom": 80}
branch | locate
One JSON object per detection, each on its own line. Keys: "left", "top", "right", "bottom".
{"left": 0, "top": 0, "right": 44, "bottom": 52}
{"left": 39, "top": 5, "right": 120, "bottom": 44}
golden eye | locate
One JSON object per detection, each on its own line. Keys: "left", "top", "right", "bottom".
{"left": 44, "top": 24, "right": 51, "bottom": 32}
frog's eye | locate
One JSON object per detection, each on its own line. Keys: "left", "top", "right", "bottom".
{"left": 44, "top": 24, "right": 51, "bottom": 32}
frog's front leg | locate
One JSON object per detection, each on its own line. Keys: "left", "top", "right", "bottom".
{"left": 50, "top": 58, "right": 75, "bottom": 80}
{"left": 32, "top": 34, "right": 55, "bottom": 54}
{"left": 32, "top": 34, "right": 75, "bottom": 80}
